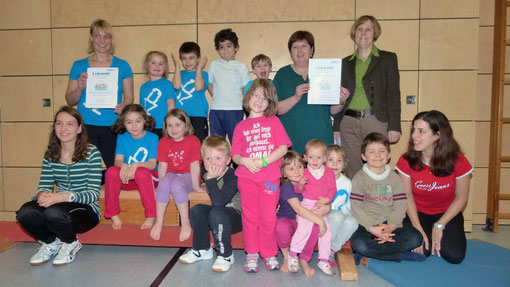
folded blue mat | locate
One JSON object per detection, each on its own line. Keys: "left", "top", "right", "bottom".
{"left": 367, "top": 240, "right": 510, "bottom": 287}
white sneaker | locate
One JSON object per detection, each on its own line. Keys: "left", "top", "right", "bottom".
{"left": 53, "top": 240, "right": 82, "bottom": 266}
{"left": 30, "top": 238, "right": 62, "bottom": 265}
{"left": 263, "top": 256, "right": 280, "bottom": 271}
{"left": 317, "top": 260, "right": 335, "bottom": 276}
{"left": 287, "top": 257, "right": 299, "bottom": 273}
{"left": 212, "top": 254, "right": 234, "bottom": 272}
{"left": 179, "top": 248, "right": 214, "bottom": 264}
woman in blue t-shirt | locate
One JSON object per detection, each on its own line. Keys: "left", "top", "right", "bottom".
{"left": 65, "top": 19, "right": 134, "bottom": 170}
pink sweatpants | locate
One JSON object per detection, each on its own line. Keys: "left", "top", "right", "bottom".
{"left": 104, "top": 166, "right": 158, "bottom": 218}
{"left": 275, "top": 217, "right": 320, "bottom": 262}
{"left": 290, "top": 198, "right": 332, "bottom": 260}
{"left": 238, "top": 178, "right": 280, "bottom": 258}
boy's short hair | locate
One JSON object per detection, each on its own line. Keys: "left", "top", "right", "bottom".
{"left": 201, "top": 135, "right": 231, "bottom": 158}
{"left": 326, "top": 145, "right": 348, "bottom": 169}
{"left": 361, "top": 132, "right": 391, "bottom": 154}
{"left": 214, "top": 28, "right": 239, "bottom": 50}
{"left": 179, "top": 42, "right": 201, "bottom": 58}
{"left": 280, "top": 150, "right": 305, "bottom": 183}
{"left": 243, "top": 78, "right": 279, "bottom": 116}
{"left": 304, "top": 139, "right": 327, "bottom": 155}
{"left": 251, "top": 54, "right": 272, "bottom": 69}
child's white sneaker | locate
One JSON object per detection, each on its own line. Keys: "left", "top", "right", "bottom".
{"left": 179, "top": 248, "right": 214, "bottom": 264}
{"left": 243, "top": 254, "right": 259, "bottom": 273}
{"left": 287, "top": 256, "right": 299, "bottom": 273}
{"left": 317, "top": 260, "right": 335, "bottom": 276}
{"left": 262, "top": 256, "right": 280, "bottom": 271}
{"left": 30, "top": 238, "right": 62, "bottom": 265}
{"left": 212, "top": 254, "right": 234, "bottom": 272}
{"left": 53, "top": 239, "right": 82, "bottom": 266}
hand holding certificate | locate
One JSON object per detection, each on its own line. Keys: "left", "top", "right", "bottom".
{"left": 85, "top": 68, "right": 119, "bottom": 109}
{"left": 308, "top": 59, "right": 342, "bottom": 105}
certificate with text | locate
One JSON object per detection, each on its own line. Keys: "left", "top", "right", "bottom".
{"left": 308, "top": 58, "right": 342, "bottom": 105}
{"left": 85, "top": 67, "right": 118, "bottom": 109}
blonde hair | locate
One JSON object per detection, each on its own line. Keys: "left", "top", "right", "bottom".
{"left": 162, "top": 109, "right": 194, "bottom": 139}
{"left": 304, "top": 139, "right": 327, "bottom": 155}
{"left": 250, "top": 54, "right": 272, "bottom": 69}
{"left": 280, "top": 151, "right": 305, "bottom": 183}
{"left": 326, "top": 144, "right": 348, "bottom": 170}
{"left": 201, "top": 135, "right": 231, "bottom": 158}
{"left": 350, "top": 15, "right": 382, "bottom": 42}
{"left": 243, "top": 78, "right": 279, "bottom": 116}
{"left": 144, "top": 51, "right": 169, "bottom": 79}
{"left": 87, "top": 19, "right": 115, "bottom": 54}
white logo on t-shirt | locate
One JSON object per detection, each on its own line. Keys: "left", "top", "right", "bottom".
{"left": 177, "top": 79, "right": 195, "bottom": 105}
{"left": 145, "top": 88, "right": 162, "bottom": 115}
{"left": 128, "top": 147, "right": 149, "bottom": 166}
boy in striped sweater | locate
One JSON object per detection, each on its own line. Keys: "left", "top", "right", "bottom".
{"left": 349, "top": 133, "right": 425, "bottom": 263}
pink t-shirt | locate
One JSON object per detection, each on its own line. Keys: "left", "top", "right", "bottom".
{"left": 231, "top": 115, "right": 292, "bottom": 181}
{"left": 297, "top": 167, "right": 337, "bottom": 201}
{"left": 396, "top": 153, "right": 473, "bottom": 215}
{"left": 157, "top": 135, "right": 201, "bottom": 174}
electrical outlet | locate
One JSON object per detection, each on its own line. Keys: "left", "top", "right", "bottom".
{"left": 406, "top": 95, "right": 416, "bottom": 104}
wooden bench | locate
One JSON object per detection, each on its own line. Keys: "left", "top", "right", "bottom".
{"left": 98, "top": 188, "right": 212, "bottom": 226}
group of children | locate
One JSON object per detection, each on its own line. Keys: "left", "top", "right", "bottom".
{"left": 101, "top": 27, "right": 425, "bottom": 275}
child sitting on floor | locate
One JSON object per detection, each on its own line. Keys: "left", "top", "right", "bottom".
{"left": 350, "top": 132, "right": 425, "bottom": 263}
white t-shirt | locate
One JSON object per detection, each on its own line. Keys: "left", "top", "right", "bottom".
{"left": 208, "top": 59, "right": 250, "bottom": 110}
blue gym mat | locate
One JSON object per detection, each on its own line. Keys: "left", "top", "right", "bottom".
{"left": 367, "top": 240, "right": 510, "bottom": 287}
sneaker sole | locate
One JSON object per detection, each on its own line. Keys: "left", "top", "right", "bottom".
{"left": 212, "top": 267, "right": 229, "bottom": 272}
{"left": 243, "top": 267, "right": 259, "bottom": 273}
{"left": 30, "top": 259, "right": 50, "bottom": 266}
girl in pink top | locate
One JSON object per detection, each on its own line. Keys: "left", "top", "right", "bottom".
{"left": 288, "top": 139, "right": 336, "bottom": 275}
{"left": 231, "top": 79, "right": 291, "bottom": 273}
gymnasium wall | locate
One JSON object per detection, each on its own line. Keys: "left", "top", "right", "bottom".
{"left": 1, "top": 0, "right": 504, "bottom": 230}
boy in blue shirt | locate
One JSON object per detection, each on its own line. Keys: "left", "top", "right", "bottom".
{"left": 172, "top": 42, "right": 209, "bottom": 142}
{"left": 207, "top": 28, "right": 250, "bottom": 142}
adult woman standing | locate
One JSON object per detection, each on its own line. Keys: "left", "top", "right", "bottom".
{"left": 333, "top": 15, "right": 401, "bottom": 179}
{"left": 396, "top": 110, "right": 472, "bottom": 264}
{"left": 273, "top": 31, "right": 350, "bottom": 155}
{"left": 65, "top": 19, "right": 134, "bottom": 169}
{"left": 16, "top": 106, "right": 102, "bottom": 265}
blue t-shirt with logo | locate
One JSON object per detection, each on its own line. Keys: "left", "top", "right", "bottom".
{"left": 175, "top": 70, "right": 209, "bottom": 118}
{"left": 140, "top": 78, "right": 176, "bottom": 129}
{"left": 69, "top": 56, "right": 133, "bottom": 126}
{"left": 115, "top": 131, "right": 158, "bottom": 166}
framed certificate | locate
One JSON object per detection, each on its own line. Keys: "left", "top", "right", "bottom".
{"left": 85, "top": 67, "right": 119, "bottom": 109}
{"left": 308, "top": 58, "right": 342, "bottom": 105}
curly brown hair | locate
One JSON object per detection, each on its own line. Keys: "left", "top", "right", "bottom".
{"left": 45, "top": 106, "right": 89, "bottom": 162}
{"left": 111, "top": 104, "right": 155, "bottom": 134}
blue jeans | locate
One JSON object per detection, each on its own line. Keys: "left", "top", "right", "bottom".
{"left": 350, "top": 220, "right": 423, "bottom": 262}
{"left": 209, "top": 110, "right": 244, "bottom": 143}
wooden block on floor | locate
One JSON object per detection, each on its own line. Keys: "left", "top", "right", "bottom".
{"left": 0, "top": 236, "right": 20, "bottom": 253}
{"left": 335, "top": 248, "right": 358, "bottom": 281}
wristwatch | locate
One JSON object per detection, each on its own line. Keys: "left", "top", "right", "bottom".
{"left": 68, "top": 193, "right": 76, "bottom": 202}
{"left": 433, "top": 222, "right": 445, "bottom": 230}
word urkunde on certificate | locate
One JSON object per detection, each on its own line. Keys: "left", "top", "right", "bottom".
{"left": 85, "top": 68, "right": 119, "bottom": 109}
{"left": 308, "top": 59, "right": 342, "bottom": 105}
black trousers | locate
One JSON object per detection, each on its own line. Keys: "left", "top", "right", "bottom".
{"left": 190, "top": 205, "right": 242, "bottom": 257}
{"left": 190, "top": 117, "right": 208, "bottom": 143}
{"left": 86, "top": 124, "right": 116, "bottom": 168}
{"left": 413, "top": 211, "right": 466, "bottom": 264}
{"left": 351, "top": 220, "right": 423, "bottom": 262}
{"left": 16, "top": 201, "right": 99, "bottom": 244}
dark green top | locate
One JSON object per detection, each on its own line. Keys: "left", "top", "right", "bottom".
{"left": 273, "top": 64, "right": 336, "bottom": 154}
